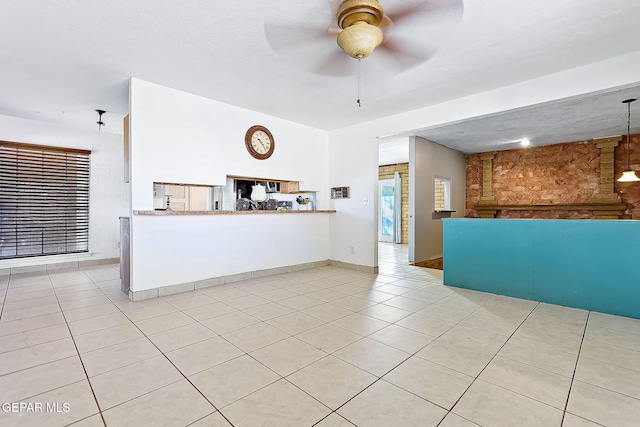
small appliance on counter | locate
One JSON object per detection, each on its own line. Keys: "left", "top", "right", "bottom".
{"left": 236, "top": 198, "right": 251, "bottom": 211}
{"left": 296, "top": 196, "right": 313, "bottom": 211}
{"left": 264, "top": 199, "right": 278, "bottom": 210}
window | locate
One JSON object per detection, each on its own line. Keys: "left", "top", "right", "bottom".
{"left": 434, "top": 177, "right": 451, "bottom": 211}
{"left": 0, "top": 141, "right": 90, "bottom": 259}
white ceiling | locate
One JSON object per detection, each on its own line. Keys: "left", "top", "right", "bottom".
{"left": 2, "top": 0, "right": 640, "bottom": 154}
{"left": 379, "top": 137, "right": 410, "bottom": 166}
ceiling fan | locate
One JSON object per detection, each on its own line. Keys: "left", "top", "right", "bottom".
{"left": 264, "top": 0, "right": 464, "bottom": 77}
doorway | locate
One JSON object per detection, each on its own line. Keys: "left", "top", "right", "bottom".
{"left": 378, "top": 138, "right": 411, "bottom": 266}
{"left": 378, "top": 178, "right": 395, "bottom": 243}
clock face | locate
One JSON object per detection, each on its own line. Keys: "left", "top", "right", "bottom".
{"left": 245, "top": 125, "right": 275, "bottom": 160}
{"left": 251, "top": 130, "right": 271, "bottom": 154}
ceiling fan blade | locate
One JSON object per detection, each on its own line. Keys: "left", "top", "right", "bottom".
{"left": 380, "top": 14, "right": 394, "bottom": 29}
{"left": 384, "top": 0, "right": 464, "bottom": 28}
{"left": 307, "top": 49, "right": 356, "bottom": 76}
{"left": 327, "top": 26, "right": 342, "bottom": 37}
{"left": 377, "top": 38, "right": 438, "bottom": 71}
{"left": 264, "top": 21, "right": 334, "bottom": 55}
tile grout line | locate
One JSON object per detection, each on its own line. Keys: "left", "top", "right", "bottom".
{"left": 9, "top": 257, "right": 614, "bottom": 426}
{"left": 127, "top": 268, "right": 331, "bottom": 427}
{"left": 0, "top": 273, "right": 91, "bottom": 411}
{"left": 560, "top": 310, "right": 591, "bottom": 426}
{"left": 355, "top": 292, "right": 498, "bottom": 426}
{"left": 307, "top": 272, "right": 487, "bottom": 421}
{"left": 0, "top": 276, "right": 7, "bottom": 322}
{"left": 188, "top": 280, "right": 362, "bottom": 424}
{"left": 164, "top": 271, "right": 419, "bottom": 425}
{"left": 50, "top": 271, "right": 109, "bottom": 427}
{"left": 0, "top": 269, "right": 118, "bottom": 423}
{"left": 109, "top": 272, "right": 349, "bottom": 423}
{"left": 167, "top": 272, "right": 373, "bottom": 425}
{"left": 307, "top": 294, "right": 498, "bottom": 426}
{"left": 98, "top": 285, "right": 238, "bottom": 427}
{"left": 439, "top": 300, "right": 542, "bottom": 425}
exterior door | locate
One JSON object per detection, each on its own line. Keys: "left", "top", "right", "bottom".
{"left": 379, "top": 179, "right": 395, "bottom": 242}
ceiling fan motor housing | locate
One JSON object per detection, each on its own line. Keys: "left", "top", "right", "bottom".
{"left": 336, "top": 0, "right": 385, "bottom": 58}
{"left": 337, "top": 0, "right": 384, "bottom": 28}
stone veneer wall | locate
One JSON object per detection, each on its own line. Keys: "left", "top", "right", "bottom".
{"left": 378, "top": 163, "right": 409, "bottom": 243}
{"left": 466, "top": 135, "right": 640, "bottom": 219}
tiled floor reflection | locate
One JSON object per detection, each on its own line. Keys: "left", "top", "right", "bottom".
{"left": 0, "top": 244, "right": 639, "bottom": 426}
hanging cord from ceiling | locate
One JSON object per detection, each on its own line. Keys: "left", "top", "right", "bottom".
{"left": 625, "top": 99, "right": 634, "bottom": 170}
{"left": 618, "top": 98, "right": 639, "bottom": 182}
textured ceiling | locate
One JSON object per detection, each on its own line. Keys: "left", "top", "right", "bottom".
{"left": 414, "top": 86, "right": 640, "bottom": 154}
{"left": 379, "top": 137, "right": 410, "bottom": 165}
{"left": 1, "top": 0, "right": 640, "bottom": 153}
{"left": 378, "top": 86, "right": 640, "bottom": 163}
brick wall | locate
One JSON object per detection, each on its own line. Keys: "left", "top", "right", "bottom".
{"left": 379, "top": 163, "right": 409, "bottom": 243}
{"left": 466, "top": 135, "right": 640, "bottom": 219}
{"left": 616, "top": 134, "right": 640, "bottom": 219}
{"left": 434, "top": 179, "right": 446, "bottom": 211}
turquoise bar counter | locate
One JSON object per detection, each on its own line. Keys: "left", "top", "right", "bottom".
{"left": 443, "top": 218, "right": 640, "bottom": 319}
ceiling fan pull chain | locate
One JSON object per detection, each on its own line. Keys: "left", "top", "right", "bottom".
{"left": 357, "top": 57, "right": 362, "bottom": 107}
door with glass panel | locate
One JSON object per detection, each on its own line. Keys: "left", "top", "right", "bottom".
{"left": 379, "top": 179, "right": 395, "bottom": 242}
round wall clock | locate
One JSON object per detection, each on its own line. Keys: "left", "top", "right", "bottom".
{"left": 245, "top": 125, "right": 275, "bottom": 160}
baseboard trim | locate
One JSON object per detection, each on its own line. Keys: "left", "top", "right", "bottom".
{"left": 79, "top": 258, "right": 119, "bottom": 268}
{"left": 328, "top": 260, "right": 378, "bottom": 274}
{"left": 1, "top": 257, "right": 119, "bottom": 275}
{"left": 129, "top": 259, "right": 332, "bottom": 301}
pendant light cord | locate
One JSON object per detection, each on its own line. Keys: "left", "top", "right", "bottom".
{"left": 627, "top": 101, "right": 632, "bottom": 168}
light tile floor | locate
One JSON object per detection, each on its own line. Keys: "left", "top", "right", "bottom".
{"left": 0, "top": 244, "right": 639, "bottom": 426}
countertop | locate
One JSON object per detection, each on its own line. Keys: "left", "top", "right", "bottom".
{"left": 133, "top": 209, "right": 336, "bottom": 216}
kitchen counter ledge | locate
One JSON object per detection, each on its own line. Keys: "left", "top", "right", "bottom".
{"left": 133, "top": 209, "right": 336, "bottom": 216}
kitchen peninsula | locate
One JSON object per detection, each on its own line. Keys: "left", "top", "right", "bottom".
{"left": 127, "top": 78, "right": 335, "bottom": 302}
{"left": 128, "top": 178, "right": 335, "bottom": 301}
{"left": 128, "top": 208, "right": 336, "bottom": 301}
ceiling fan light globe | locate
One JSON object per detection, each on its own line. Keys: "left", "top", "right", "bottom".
{"left": 337, "top": 23, "right": 383, "bottom": 59}
{"left": 618, "top": 169, "right": 640, "bottom": 182}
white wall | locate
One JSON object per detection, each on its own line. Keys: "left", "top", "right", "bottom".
{"left": 409, "top": 137, "right": 466, "bottom": 263}
{"left": 129, "top": 79, "right": 330, "bottom": 291}
{"left": 0, "top": 114, "right": 129, "bottom": 268}
{"left": 328, "top": 50, "right": 640, "bottom": 269}
{"left": 132, "top": 214, "right": 330, "bottom": 291}
{"left": 129, "top": 79, "right": 328, "bottom": 210}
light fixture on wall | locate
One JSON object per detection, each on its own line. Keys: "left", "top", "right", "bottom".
{"left": 617, "top": 98, "right": 639, "bottom": 182}
{"left": 95, "top": 109, "right": 106, "bottom": 132}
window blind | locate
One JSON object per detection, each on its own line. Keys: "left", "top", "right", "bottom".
{"left": 0, "top": 141, "right": 91, "bottom": 259}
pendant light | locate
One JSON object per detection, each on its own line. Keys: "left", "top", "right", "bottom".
{"left": 618, "top": 98, "right": 639, "bottom": 182}
{"left": 95, "top": 109, "right": 106, "bottom": 132}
